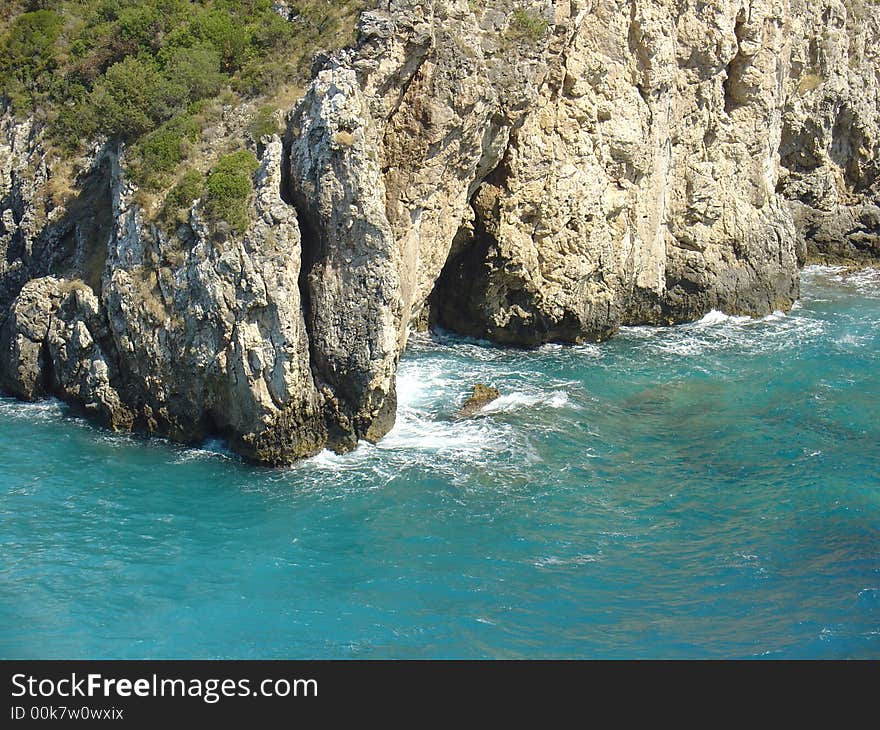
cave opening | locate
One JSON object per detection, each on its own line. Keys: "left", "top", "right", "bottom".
{"left": 426, "top": 211, "right": 492, "bottom": 340}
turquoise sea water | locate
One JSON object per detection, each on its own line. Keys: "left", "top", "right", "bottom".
{"left": 1, "top": 266, "right": 878, "bottom": 659}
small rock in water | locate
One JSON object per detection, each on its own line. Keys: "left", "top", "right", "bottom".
{"left": 459, "top": 383, "right": 500, "bottom": 417}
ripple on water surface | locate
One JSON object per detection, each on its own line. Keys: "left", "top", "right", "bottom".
{"left": 0, "top": 266, "right": 878, "bottom": 658}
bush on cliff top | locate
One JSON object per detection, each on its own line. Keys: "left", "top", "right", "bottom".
{"left": 205, "top": 150, "right": 260, "bottom": 233}
{"left": 0, "top": 9, "right": 63, "bottom": 111}
{"left": 0, "top": 0, "right": 368, "bottom": 194}
{"left": 167, "top": 169, "right": 206, "bottom": 214}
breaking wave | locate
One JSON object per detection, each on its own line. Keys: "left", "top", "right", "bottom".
{"left": 479, "top": 390, "right": 571, "bottom": 413}
{"left": 0, "top": 397, "right": 67, "bottom": 422}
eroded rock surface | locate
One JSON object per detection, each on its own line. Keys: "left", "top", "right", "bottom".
{"left": 1, "top": 134, "right": 327, "bottom": 464}
{"left": 779, "top": 0, "right": 880, "bottom": 264}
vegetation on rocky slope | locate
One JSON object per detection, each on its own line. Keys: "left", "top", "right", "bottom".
{"left": 0, "top": 0, "right": 368, "bottom": 226}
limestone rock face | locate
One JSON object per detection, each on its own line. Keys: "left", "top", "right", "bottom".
{"left": 0, "top": 276, "right": 133, "bottom": 427}
{"left": 287, "top": 0, "right": 557, "bottom": 441}
{"left": 288, "top": 64, "right": 401, "bottom": 450}
{"left": 779, "top": 0, "right": 880, "bottom": 264}
{"left": 0, "top": 111, "right": 47, "bottom": 310}
{"left": 0, "top": 106, "right": 114, "bottom": 317}
{"left": 1, "top": 134, "right": 327, "bottom": 465}
{"left": 99, "top": 137, "right": 326, "bottom": 463}
{"left": 1, "top": 1, "right": 878, "bottom": 463}
{"left": 431, "top": 0, "right": 802, "bottom": 343}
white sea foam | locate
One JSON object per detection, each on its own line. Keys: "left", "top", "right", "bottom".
{"left": 541, "top": 342, "right": 603, "bottom": 359}
{"left": 694, "top": 309, "right": 752, "bottom": 327}
{"left": 533, "top": 553, "right": 602, "bottom": 568}
{"left": 479, "top": 390, "right": 571, "bottom": 413}
{"left": 802, "top": 265, "right": 880, "bottom": 299}
{"left": 380, "top": 415, "right": 500, "bottom": 453}
{"left": 0, "top": 397, "right": 67, "bottom": 422}
{"left": 762, "top": 310, "right": 788, "bottom": 322}
{"left": 395, "top": 359, "right": 461, "bottom": 411}
{"left": 307, "top": 443, "right": 381, "bottom": 470}
{"left": 839, "top": 267, "right": 880, "bottom": 298}
{"left": 803, "top": 264, "right": 847, "bottom": 275}
{"left": 96, "top": 432, "right": 145, "bottom": 449}
{"left": 693, "top": 309, "right": 789, "bottom": 328}
{"left": 620, "top": 299, "right": 825, "bottom": 359}
{"left": 291, "top": 367, "right": 499, "bottom": 481}
{"left": 835, "top": 333, "right": 866, "bottom": 349}
{"left": 174, "top": 439, "right": 234, "bottom": 463}
{"left": 649, "top": 337, "right": 709, "bottom": 357}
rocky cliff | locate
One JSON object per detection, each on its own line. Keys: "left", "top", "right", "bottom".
{"left": 1, "top": 0, "right": 878, "bottom": 463}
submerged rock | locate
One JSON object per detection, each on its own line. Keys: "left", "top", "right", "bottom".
{"left": 459, "top": 384, "right": 500, "bottom": 417}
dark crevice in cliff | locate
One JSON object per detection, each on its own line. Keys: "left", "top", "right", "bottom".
{"left": 723, "top": 10, "right": 748, "bottom": 115}
{"left": 427, "top": 127, "right": 516, "bottom": 340}
{"left": 429, "top": 122, "right": 550, "bottom": 346}
{"left": 293, "top": 206, "right": 320, "bottom": 376}
{"left": 279, "top": 132, "right": 320, "bottom": 380}
{"left": 778, "top": 97, "right": 880, "bottom": 265}
{"left": 830, "top": 106, "right": 875, "bottom": 193}
{"left": 778, "top": 122, "right": 823, "bottom": 183}
{"left": 279, "top": 134, "right": 296, "bottom": 206}
{"left": 430, "top": 215, "right": 593, "bottom": 347}
{"left": 428, "top": 211, "right": 492, "bottom": 340}
{"left": 430, "top": 182, "right": 586, "bottom": 347}
{"left": 1, "top": 156, "right": 113, "bottom": 318}
{"left": 2, "top": 203, "right": 25, "bottom": 266}
{"left": 37, "top": 314, "right": 56, "bottom": 398}
{"left": 53, "top": 159, "right": 113, "bottom": 295}
{"left": 283, "top": 168, "right": 349, "bottom": 449}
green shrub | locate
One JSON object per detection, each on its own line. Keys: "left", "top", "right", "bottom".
{"left": 250, "top": 9, "right": 295, "bottom": 51}
{"left": 51, "top": 99, "right": 99, "bottom": 151}
{"left": 116, "top": 5, "right": 163, "bottom": 52}
{"left": 161, "top": 44, "right": 227, "bottom": 101}
{"left": 205, "top": 150, "right": 260, "bottom": 232}
{"left": 192, "top": 9, "right": 252, "bottom": 72}
{"left": 131, "top": 115, "right": 201, "bottom": 189}
{"left": 0, "top": 10, "right": 64, "bottom": 107}
{"left": 508, "top": 8, "right": 548, "bottom": 42}
{"left": 1, "top": 0, "right": 370, "bottom": 215}
{"left": 234, "top": 60, "right": 294, "bottom": 96}
{"left": 166, "top": 168, "right": 206, "bottom": 215}
{"left": 248, "top": 105, "right": 282, "bottom": 140}
{"left": 40, "top": 73, "right": 94, "bottom": 149}
{"left": 90, "top": 56, "right": 186, "bottom": 139}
